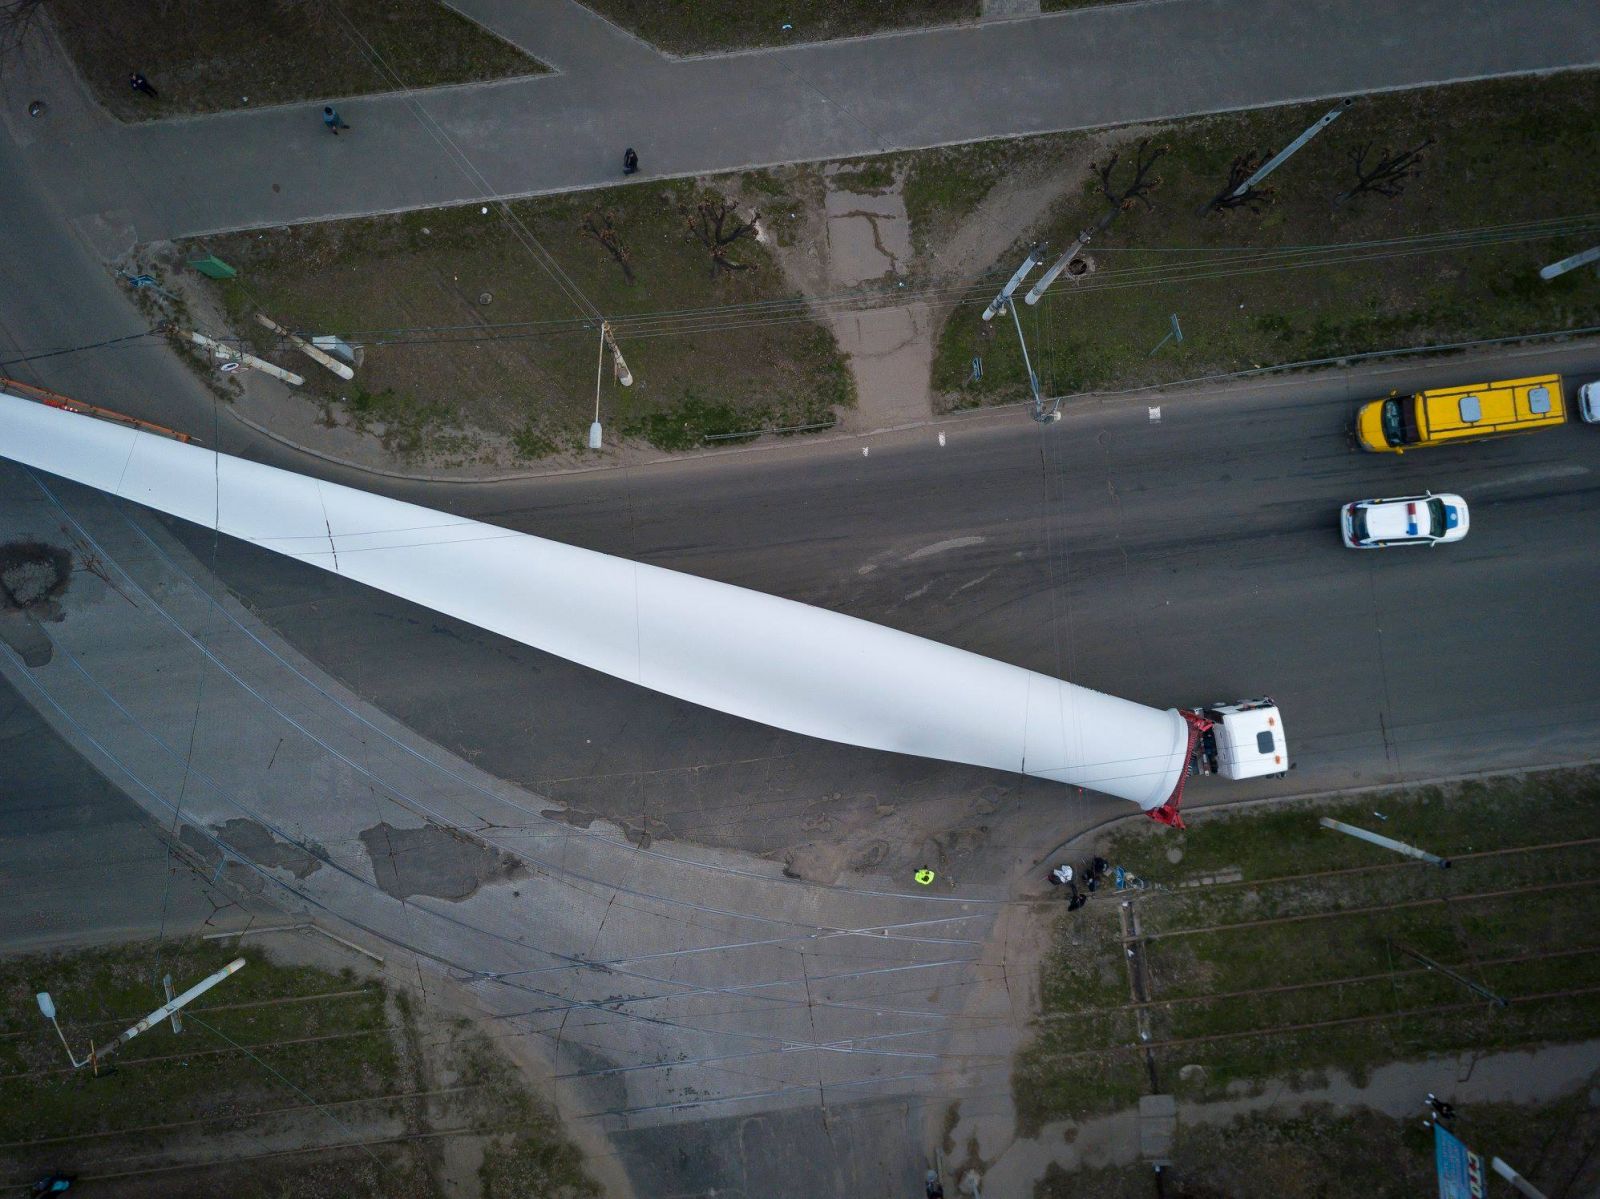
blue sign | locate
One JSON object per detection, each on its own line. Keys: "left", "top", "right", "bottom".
{"left": 1435, "top": 1125, "right": 1485, "bottom": 1199}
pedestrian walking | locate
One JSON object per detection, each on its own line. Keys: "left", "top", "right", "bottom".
{"left": 925, "top": 1168, "right": 945, "bottom": 1198}
{"left": 129, "top": 72, "right": 158, "bottom": 99}
{"left": 322, "top": 105, "right": 349, "bottom": 134}
{"left": 622, "top": 147, "right": 639, "bottom": 175}
{"left": 1048, "top": 863, "right": 1074, "bottom": 887}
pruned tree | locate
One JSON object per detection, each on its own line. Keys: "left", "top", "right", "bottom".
{"left": 0, "top": 0, "right": 50, "bottom": 61}
{"left": 1092, "top": 138, "right": 1168, "bottom": 217}
{"left": 578, "top": 209, "right": 634, "bottom": 284}
{"left": 1201, "top": 150, "right": 1277, "bottom": 215}
{"left": 679, "top": 195, "right": 760, "bottom": 278}
{"left": 1334, "top": 137, "right": 1435, "bottom": 207}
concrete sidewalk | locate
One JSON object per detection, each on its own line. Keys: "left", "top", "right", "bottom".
{"left": 4, "top": 0, "right": 1597, "bottom": 242}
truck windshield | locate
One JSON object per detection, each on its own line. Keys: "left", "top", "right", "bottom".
{"left": 1379, "top": 399, "right": 1414, "bottom": 447}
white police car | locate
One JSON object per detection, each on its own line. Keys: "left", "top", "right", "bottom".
{"left": 1341, "top": 492, "right": 1469, "bottom": 549}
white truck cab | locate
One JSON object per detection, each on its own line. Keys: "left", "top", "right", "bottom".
{"left": 1189, "top": 698, "right": 1288, "bottom": 780}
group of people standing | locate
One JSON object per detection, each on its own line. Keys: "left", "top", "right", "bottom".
{"left": 1047, "top": 856, "right": 1109, "bottom": 910}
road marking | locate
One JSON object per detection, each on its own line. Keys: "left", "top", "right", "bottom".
{"left": 905, "top": 535, "right": 986, "bottom": 562}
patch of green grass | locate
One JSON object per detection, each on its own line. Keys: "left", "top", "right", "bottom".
{"left": 0, "top": 938, "right": 600, "bottom": 1198}
{"left": 932, "top": 73, "right": 1600, "bottom": 409}
{"left": 1015, "top": 769, "right": 1600, "bottom": 1127}
{"left": 1105, "top": 768, "right": 1600, "bottom": 888}
{"left": 195, "top": 180, "right": 852, "bottom": 461}
{"left": 0, "top": 940, "right": 393, "bottom": 1148}
{"left": 48, "top": 0, "right": 544, "bottom": 121}
{"left": 581, "top": 0, "right": 976, "bottom": 54}
{"left": 832, "top": 160, "right": 899, "bottom": 194}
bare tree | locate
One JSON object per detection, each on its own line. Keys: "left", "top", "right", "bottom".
{"left": 1201, "top": 150, "right": 1277, "bottom": 216}
{"left": 679, "top": 195, "right": 760, "bottom": 278}
{"left": 1092, "top": 138, "right": 1168, "bottom": 217}
{"left": 578, "top": 209, "right": 634, "bottom": 284}
{"left": 1334, "top": 137, "right": 1435, "bottom": 208}
{"left": 1031, "top": 139, "right": 1170, "bottom": 285}
{"left": 0, "top": 0, "right": 50, "bottom": 63}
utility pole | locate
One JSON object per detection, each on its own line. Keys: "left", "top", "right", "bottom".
{"left": 1539, "top": 244, "right": 1600, "bottom": 280}
{"left": 1491, "top": 1157, "right": 1550, "bottom": 1199}
{"left": 255, "top": 313, "right": 355, "bottom": 380}
{"left": 589, "top": 321, "right": 632, "bottom": 450}
{"left": 1024, "top": 228, "right": 1095, "bottom": 307}
{"left": 1319, "top": 817, "right": 1451, "bottom": 867}
{"left": 184, "top": 329, "right": 305, "bottom": 386}
{"left": 1198, "top": 98, "right": 1355, "bottom": 215}
{"left": 983, "top": 245, "right": 1061, "bottom": 422}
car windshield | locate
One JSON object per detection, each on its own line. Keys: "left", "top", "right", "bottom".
{"left": 1379, "top": 398, "right": 1418, "bottom": 447}
{"left": 1350, "top": 509, "right": 1369, "bottom": 541}
{"left": 1380, "top": 400, "right": 1403, "bottom": 446}
{"left": 1427, "top": 498, "right": 1448, "bottom": 538}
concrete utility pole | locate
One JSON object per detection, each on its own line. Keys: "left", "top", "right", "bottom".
{"left": 255, "top": 313, "right": 355, "bottom": 380}
{"left": 1225, "top": 98, "right": 1354, "bottom": 200}
{"left": 1024, "top": 227, "right": 1095, "bottom": 307}
{"left": 1539, "top": 244, "right": 1600, "bottom": 280}
{"left": 1319, "top": 817, "right": 1451, "bottom": 867}
{"left": 981, "top": 244, "right": 1043, "bottom": 321}
{"left": 185, "top": 329, "right": 305, "bottom": 386}
{"left": 1491, "top": 1157, "right": 1550, "bottom": 1199}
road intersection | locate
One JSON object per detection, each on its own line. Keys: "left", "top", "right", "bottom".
{"left": 3, "top": 2, "right": 1600, "bottom": 1194}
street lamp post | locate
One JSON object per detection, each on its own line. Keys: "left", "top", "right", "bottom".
{"left": 983, "top": 245, "right": 1062, "bottom": 422}
{"left": 589, "top": 321, "right": 633, "bottom": 450}
{"left": 34, "top": 992, "right": 89, "bottom": 1069}
{"left": 36, "top": 958, "right": 247, "bottom": 1073}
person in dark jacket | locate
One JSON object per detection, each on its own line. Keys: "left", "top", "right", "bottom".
{"left": 129, "top": 72, "right": 158, "bottom": 98}
{"left": 623, "top": 147, "right": 639, "bottom": 175}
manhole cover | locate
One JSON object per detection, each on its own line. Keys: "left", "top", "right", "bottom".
{"left": 477, "top": 291, "right": 493, "bottom": 306}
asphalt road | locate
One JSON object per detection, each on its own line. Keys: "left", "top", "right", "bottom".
{"left": 153, "top": 343, "right": 1600, "bottom": 866}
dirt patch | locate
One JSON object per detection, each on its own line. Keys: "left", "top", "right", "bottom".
{"left": 359, "top": 822, "right": 524, "bottom": 901}
{"left": 0, "top": 540, "right": 73, "bottom": 668}
{"left": 0, "top": 540, "right": 71, "bottom": 615}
